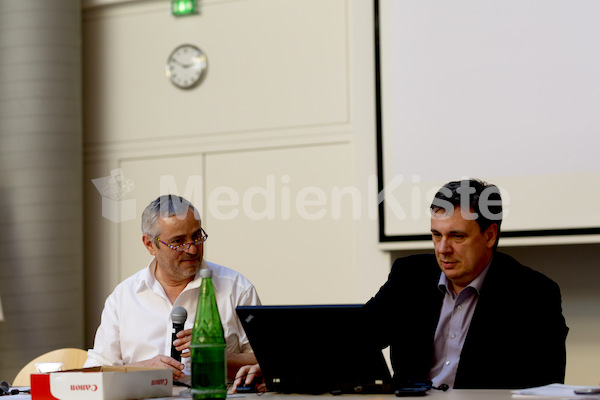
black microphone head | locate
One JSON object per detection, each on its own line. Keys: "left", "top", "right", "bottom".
{"left": 171, "top": 306, "right": 187, "bottom": 324}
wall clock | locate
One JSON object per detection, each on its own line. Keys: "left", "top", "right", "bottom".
{"left": 165, "top": 44, "right": 207, "bottom": 89}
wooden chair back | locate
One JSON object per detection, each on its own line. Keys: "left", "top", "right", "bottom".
{"left": 12, "top": 348, "right": 88, "bottom": 387}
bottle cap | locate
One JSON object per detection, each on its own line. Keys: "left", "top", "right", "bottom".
{"left": 200, "top": 268, "right": 213, "bottom": 278}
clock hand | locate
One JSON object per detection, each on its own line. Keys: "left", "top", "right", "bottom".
{"left": 171, "top": 59, "right": 191, "bottom": 67}
{"left": 172, "top": 60, "right": 194, "bottom": 68}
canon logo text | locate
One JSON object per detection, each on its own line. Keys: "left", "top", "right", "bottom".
{"left": 70, "top": 384, "right": 98, "bottom": 392}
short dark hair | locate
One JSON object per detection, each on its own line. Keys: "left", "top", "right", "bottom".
{"left": 430, "top": 179, "right": 502, "bottom": 248}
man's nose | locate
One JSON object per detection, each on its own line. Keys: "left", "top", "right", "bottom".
{"left": 437, "top": 237, "right": 452, "bottom": 253}
{"left": 184, "top": 243, "right": 199, "bottom": 254}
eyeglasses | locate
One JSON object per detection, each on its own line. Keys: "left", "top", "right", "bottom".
{"left": 155, "top": 228, "right": 208, "bottom": 252}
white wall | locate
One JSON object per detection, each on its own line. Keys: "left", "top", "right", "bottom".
{"left": 81, "top": 0, "right": 599, "bottom": 386}
{"left": 82, "top": 0, "right": 389, "bottom": 343}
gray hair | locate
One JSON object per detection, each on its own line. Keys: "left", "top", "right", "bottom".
{"left": 141, "top": 195, "right": 201, "bottom": 238}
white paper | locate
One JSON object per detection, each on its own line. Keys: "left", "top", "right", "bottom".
{"left": 512, "top": 383, "right": 600, "bottom": 398}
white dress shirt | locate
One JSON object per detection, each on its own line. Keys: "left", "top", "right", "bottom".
{"left": 84, "top": 258, "right": 261, "bottom": 384}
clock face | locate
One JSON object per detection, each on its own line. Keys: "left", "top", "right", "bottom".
{"left": 165, "top": 44, "right": 207, "bottom": 89}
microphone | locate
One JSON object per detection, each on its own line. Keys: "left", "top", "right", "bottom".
{"left": 170, "top": 306, "right": 187, "bottom": 362}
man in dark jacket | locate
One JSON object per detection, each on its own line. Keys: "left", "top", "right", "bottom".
{"left": 364, "top": 179, "right": 568, "bottom": 389}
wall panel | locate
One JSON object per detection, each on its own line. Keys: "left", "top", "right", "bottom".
{"left": 83, "top": 0, "right": 349, "bottom": 144}
{"left": 204, "top": 143, "right": 357, "bottom": 305}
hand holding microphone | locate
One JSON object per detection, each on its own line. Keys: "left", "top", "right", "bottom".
{"left": 170, "top": 306, "right": 188, "bottom": 362}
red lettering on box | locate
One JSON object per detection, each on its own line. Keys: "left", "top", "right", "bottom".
{"left": 69, "top": 384, "right": 98, "bottom": 392}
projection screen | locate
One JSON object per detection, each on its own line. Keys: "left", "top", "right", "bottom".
{"left": 375, "top": 0, "right": 600, "bottom": 246}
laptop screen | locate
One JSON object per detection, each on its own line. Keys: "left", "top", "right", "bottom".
{"left": 236, "top": 304, "right": 392, "bottom": 394}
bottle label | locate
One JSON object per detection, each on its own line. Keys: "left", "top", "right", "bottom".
{"left": 191, "top": 387, "right": 227, "bottom": 396}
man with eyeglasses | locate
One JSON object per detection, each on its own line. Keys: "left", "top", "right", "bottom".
{"left": 84, "top": 194, "right": 261, "bottom": 384}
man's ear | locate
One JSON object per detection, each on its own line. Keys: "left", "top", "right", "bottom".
{"left": 142, "top": 234, "right": 157, "bottom": 255}
{"left": 485, "top": 223, "right": 498, "bottom": 249}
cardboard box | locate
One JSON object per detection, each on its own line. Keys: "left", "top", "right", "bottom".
{"left": 31, "top": 366, "right": 172, "bottom": 400}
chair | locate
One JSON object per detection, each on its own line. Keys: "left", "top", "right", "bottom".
{"left": 12, "top": 348, "right": 88, "bottom": 387}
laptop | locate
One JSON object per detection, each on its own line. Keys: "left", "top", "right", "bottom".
{"left": 236, "top": 304, "right": 392, "bottom": 394}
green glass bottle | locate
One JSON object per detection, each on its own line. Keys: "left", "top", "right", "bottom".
{"left": 191, "top": 269, "right": 227, "bottom": 400}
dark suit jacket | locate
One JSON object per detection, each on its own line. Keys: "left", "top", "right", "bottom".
{"left": 363, "top": 252, "right": 568, "bottom": 389}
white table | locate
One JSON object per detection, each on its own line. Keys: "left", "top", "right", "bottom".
{"left": 13, "top": 387, "right": 530, "bottom": 400}
{"left": 255, "top": 390, "right": 515, "bottom": 400}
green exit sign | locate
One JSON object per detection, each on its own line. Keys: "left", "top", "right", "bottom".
{"left": 171, "top": 0, "right": 199, "bottom": 16}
